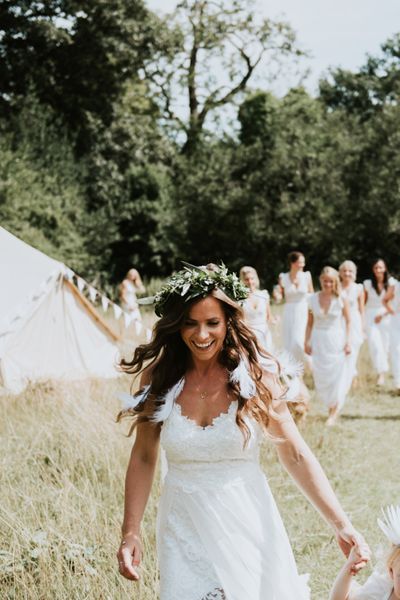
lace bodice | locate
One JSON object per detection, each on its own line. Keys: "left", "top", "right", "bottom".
{"left": 242, "top": 290, "right": 270, "bottom": 329}
{"left": 161, "top": 401, "right": 263, "bottom": 485}
{"left": 308, "top": 293, "right": 344, "bottom": 331}
{"left": 280, "top": 271, "right": 311, "bottom": 303}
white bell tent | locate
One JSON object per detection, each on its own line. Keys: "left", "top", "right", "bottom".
{"left": 0, "top": 227, "right": 120, "bottom": 393}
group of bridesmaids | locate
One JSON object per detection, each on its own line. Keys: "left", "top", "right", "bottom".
{"left": 240, "top": 252, "right": 400, "bottom": 425}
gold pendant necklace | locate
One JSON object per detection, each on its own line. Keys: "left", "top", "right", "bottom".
{"left": 200, "top": 391, "right": 208, "bottom": 400}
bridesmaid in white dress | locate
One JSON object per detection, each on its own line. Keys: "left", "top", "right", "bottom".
{"left": 240, "top": 265, "right": 274, "bottom": 352}
{"left": 116, "top": 264, "right": 369, "bottom": 599}
{"left": 383, "top": 280, "right": 400, "bottom": 390}
{"left": 279, "top": 251, "right": 314, "bottom": 368}
{"left": 363, "top": 259, "right": 395, "bottom": 386}
{"left": 339, "top": 261, "right": 365, "bottom": 387}
{"left": 305, "top": 267, "right": 352, "bottom": 426}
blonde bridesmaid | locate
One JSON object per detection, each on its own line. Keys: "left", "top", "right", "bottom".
{"left": 240, "top": 266, "right": 274, "bottom": 352}
{"left": 339, "top": 261, "right": 365, "bottom": 387}
{"left": 305, "top": 267, "right": 352, "bottom": 426}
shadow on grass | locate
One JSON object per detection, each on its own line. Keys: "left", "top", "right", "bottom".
{"left": 341, "top": 414, "right": 400, "bottom": 421}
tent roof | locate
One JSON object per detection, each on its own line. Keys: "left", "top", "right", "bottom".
{"left": 0, "top": 227, "right": 64, "bottom": 332}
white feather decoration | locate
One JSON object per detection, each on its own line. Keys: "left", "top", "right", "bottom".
{"left": 118, "top": 385, "right": 150, "bottom": 412}
{"left": 151, "top": 377, "right": 185, "bottom": 423}
{"left": 229, "top": 359, "right": 257, "bottom": 399}
{"left": 258, "top": 350, "right": 303, "bottom": 403}
{"left": 377, "top": 505, "right": 400, "bottom": 546}
{"left": 275, "top": 350, "right": 304, "bottom": 378}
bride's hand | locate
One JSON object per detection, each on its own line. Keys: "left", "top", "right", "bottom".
{"left": 335, "top": 526, "right": 370, "bottom": 574}
{"left": 116, "top": 533, "right": 142, "bottom": 581}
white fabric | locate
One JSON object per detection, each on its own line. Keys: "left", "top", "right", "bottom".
{"left": 349, "top": 566, "right": 393, "bottom": 599}
{"left": 390, "top": 282, "right": 400, "bottom": 386}
{"left": 308, "top": 293, "right": 352, "bottom": 409}
{"left": 242, "top": 290, "right": 273, "bottom": 352}
{"left": 363, "top": 279, "right": 395, "bottom": 374}
{"left": 280, "top": 271, "right": 311, "bottom": 366}
{"left": 341, "top": 283, "right": 364, "bottom": 379}
{"left": 121, "top": 280, "right": 142, "bottom": 321}
{"left": 0, "top": 227, "right": 118, "bottom": 393}
{"left": 158, "top": 395, "right": 310, "bottom": 600}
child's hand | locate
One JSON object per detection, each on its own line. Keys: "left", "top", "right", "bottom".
{"left": 346, "top": 544, "right": 369, "bottom": 576}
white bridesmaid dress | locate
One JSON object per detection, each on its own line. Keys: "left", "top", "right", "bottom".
{"left": 349, "top": 564, "right": 393, "bottom": 599}
{"left": 308, "top": 293, "right": 352, "bottom": 410}
{"left": 242, "top": 290, "right": 273, "bottom": 352}
{"left": 280, "top": 271, "right": 312, "bottom": 365}
{"left": 389, "top": 280, "right": 400, "bottom": 387}
{"left": 363, "top": 278, "right": 396, "bottom": 374}
{"left": 157, "top": 381, "right": 310, "bottom": 600}
{"left": 341, "top": 283, "right": 364, "bottom": 381}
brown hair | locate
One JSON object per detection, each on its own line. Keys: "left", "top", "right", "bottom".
{"left": 117, "top": 288, "right": 278, "bottom": 445}
{"left": 288, "top": 251, "right": 304, "bottom": 265}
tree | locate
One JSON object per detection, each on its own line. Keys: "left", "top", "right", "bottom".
{"left": 146, "top": 0, "right": 302, "bottom": 153}
{"left": 0, "top": 0, "right": 160, "bottom": 142}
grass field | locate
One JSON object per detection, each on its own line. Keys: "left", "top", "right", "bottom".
{"left": 1, "top": 320, "right": 399, "bottom": 599}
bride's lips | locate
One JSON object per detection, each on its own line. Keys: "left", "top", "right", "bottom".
{"left": 192, "top": 340, "right": 215, "bottom": 351}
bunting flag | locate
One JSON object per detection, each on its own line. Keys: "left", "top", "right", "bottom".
{"left": 113, "top": 304, "right": 122, "bottom": 320}
{"left": 88, "top": 286, "right": 97, "bottom": 303}
{"left": 123, "top": 312, "right": 133, "bottom": 328}
{"left": 101, "top": 296, "right": 110, "bottom": 312}
{"left": 76, "top": 277, "right": 86, "bottom": 292}
{"left": 65, "top": 268, "right": 75, "bottom": 281}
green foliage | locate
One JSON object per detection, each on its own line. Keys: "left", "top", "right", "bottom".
{"left": 0, "top": 0, "right": 399, "bottom": 287}
{"left": 0, "top": 97, "right": 90, "bottom": 273}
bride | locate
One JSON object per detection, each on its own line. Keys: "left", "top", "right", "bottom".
{"left": 116, "top": 263, "right": 369, "bottom": 599}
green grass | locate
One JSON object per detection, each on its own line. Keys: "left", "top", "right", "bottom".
{"left": 1, "top": 331, "right": 399, "bottom": 599}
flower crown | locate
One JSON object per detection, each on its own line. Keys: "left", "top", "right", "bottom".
{"left": 140, "top": 262, "right": 249, "bottom": 317}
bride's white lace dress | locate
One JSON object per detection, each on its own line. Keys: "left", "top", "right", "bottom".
{"left": 157, "top": 392, "right": 310, "bottom": 600}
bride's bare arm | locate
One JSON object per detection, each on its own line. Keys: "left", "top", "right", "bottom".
{"left": 117, "top": 370, "right": 160, "bottom": 581}
{"left": 264, "top": 373, "right": 369, "bottom": 562}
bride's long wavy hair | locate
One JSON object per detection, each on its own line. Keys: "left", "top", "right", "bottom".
{"left": 117, "top": 288, "right": 278, "bottom": 445}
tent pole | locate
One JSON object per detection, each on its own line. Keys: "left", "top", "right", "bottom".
{"left": 64, "top": 279, "right": 121, "bottom": 342}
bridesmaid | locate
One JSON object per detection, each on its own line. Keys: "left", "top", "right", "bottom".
{"left": 383, "top": 279, "right": 400, "bottom": 390}
{"left": 240, "top": 266, "right": 274, "bottom": 352}
{"left": 339, "top": 260, "right": 365, "bottom": 387}
{"left": 305, "top": 267, "right": 352, "bottom": 426}
{"left": 279, "top": 251, "right": 314, "bottom": 368}
{"left": 363, "top": 259, "right": 395, "bottom": 386}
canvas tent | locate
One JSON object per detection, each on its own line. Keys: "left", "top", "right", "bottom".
{"left": 0, "top": 227, "right": 120, "bottom": 393}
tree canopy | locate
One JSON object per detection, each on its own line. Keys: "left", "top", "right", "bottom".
{"left": 1, "top": 1, "right": 399, "bottom": 288}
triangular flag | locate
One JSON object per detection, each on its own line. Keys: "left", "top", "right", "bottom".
{"left": 77, "top": 277, "right": 86, "bottom": 292}
{"left": 123, "top": 312, "right": 133, "bottom": 328}
{"left": 113, "top": 304, "right": 122, "bottom": 320}
{"left": 88, "top": 286, "right": 97, "bottom": 303}
{"left": 101, "top": 296, "right": 110, "bottom": 312}
{"left": 65, "top": 268, "right": 74, "bottom": 281}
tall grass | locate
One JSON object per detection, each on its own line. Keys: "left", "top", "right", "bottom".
{"left": 1, "top": 318, "right": 399, "bottom": 599}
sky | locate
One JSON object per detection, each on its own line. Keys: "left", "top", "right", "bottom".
{"left": 146, "top": 0, "right": 399, "bottom": 95}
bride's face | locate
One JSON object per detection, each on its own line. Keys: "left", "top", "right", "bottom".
{"left": 181, "top": 296, "right": 227, "bottom": 362}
